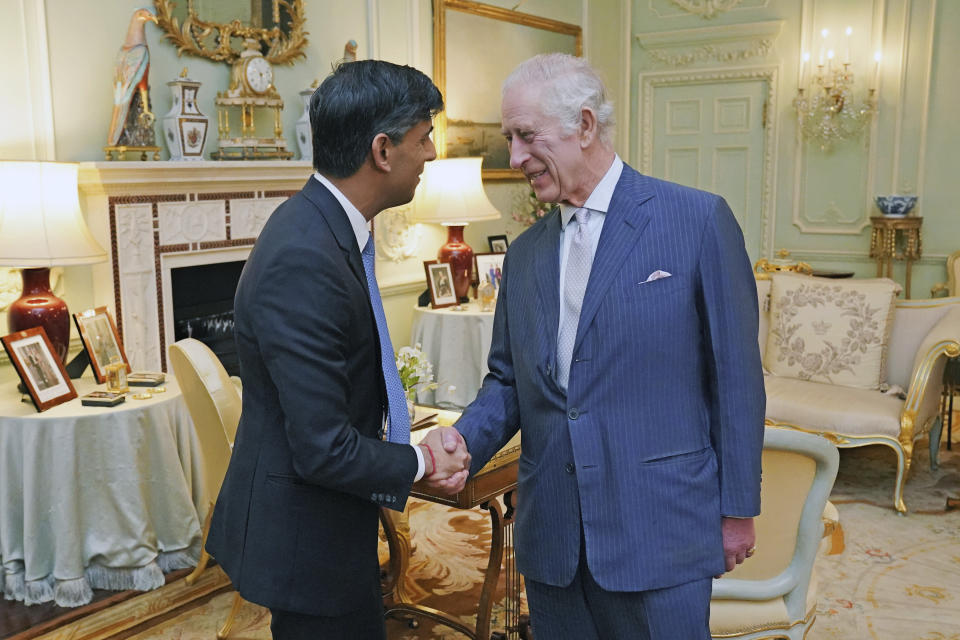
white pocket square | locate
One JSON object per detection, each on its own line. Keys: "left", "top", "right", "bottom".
{"left": 641, "top": 270, "right": 672, "bottom": 284}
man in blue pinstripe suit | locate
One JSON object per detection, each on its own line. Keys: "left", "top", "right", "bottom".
{"left": 447, "top": 54, "right": 766, "bottom": 638}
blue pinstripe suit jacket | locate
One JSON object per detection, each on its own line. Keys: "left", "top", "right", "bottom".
{"left": 455, "top": 164, "right": 765, "bottom": 591}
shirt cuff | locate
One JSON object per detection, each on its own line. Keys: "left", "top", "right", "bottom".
{"left": 412, "top": 444, "right": 425, "bottom": 482}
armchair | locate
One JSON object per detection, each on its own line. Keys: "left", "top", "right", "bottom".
{"left": 168, "top": 338, "right": 243, "bottom": 639}
{"left": 709, "top": 427, "right": 839, "bottom": 640}
{"left": 758, "top": 275, "right": 960, "bottom": 513}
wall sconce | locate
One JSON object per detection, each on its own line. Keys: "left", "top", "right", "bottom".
{"left": 794, "top": 27, "right": 880, "bottom": 151}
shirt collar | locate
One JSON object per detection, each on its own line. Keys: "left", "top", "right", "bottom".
{"left": 559, "top": 154, "right": 623, "bottom": 230}
{"left": 313, "top": 172, "right": 370, "bottom": 252}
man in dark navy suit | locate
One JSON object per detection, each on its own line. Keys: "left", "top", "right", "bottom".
{"left": 446, "top": 54, "right": 766, "bottom": 638}
{"left": 206, "top": 60, "right": 470, "bottom": 640}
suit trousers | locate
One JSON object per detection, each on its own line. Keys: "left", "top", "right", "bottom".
{"left": 268, "top": 575, "right": 386, "bottom": 640}
{"left": 524, "top": 537, "right": 712, "bottom": 640}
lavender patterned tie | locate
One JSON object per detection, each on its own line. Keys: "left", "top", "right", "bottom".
{"left": 556, "top": 208, "right": 594, "bottom": 390}
{"left": 361, "top": 238, "right": 410, "bottom": 443}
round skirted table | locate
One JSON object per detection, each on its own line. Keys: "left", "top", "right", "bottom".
{"left": 0, "top": 375, "right": 206, "bottom": 607}
{"left": 409, "top": 303, "right": 495, "bottom": 409}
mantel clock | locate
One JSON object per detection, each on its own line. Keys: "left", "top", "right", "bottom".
{"left": 212, "top": 39, "right": 292, "bottom": 160}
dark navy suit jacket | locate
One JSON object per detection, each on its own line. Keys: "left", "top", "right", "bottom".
{"left": 454, "top": 164, "right": 765, "bottom": 591}
{"left": 206, "top": 178, "right": 418, "bottom": 616}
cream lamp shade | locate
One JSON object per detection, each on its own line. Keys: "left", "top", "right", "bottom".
{"left": 412, "top": 157, "right": 501, "bottom": 225}
{"left": 0, "top": 161, "right": 107, "bottom": 267}
{"left": 0, "top": 161, "right": 107, "bottom": 366}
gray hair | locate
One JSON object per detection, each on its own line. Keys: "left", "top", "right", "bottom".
{"left": 502, "top": 53, "right": 615, "bottom": 146}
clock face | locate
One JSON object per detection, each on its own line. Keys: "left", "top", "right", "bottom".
{"left": 245, "top": 56, "right": 273, "bottom": 94}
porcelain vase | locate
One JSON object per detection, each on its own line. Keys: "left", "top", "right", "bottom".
{"left": 162, "top": 74, "right": 209, "bottom": 161}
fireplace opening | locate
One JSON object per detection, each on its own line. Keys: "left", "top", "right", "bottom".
{"left": 171, "top": 260, "right": 245, "bottom": 377}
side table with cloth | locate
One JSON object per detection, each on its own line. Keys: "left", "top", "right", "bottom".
{"left": 409, "top": 303, "right": 495, "bottom": 409}
{"left": 0, "top": 376, "right": 206, "bottom": 607}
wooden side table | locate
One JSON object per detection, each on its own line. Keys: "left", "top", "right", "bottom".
{"left": 869, "top": 216, "right": 922, "bottom": 298}
{"left": 383, "top": 409, "right": 527, "bottom": 640}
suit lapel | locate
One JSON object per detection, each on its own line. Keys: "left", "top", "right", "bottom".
{"left": 300, "top": 177, "right": 367, "bottom": 286}
{"left": 574, "top": 169, "right": 656, "bottom": 354}
{"left": 534, "top": 208, "right": 562, "bottom": 355}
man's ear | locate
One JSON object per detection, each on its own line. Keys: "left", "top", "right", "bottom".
{"left": 371, "top": 132, "right": 392, "bottom": 173}
{"left": 579, "top": 107, "right": 598, "bottom": 148}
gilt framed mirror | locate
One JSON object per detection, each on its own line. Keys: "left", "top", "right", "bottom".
{"left": 153, "top": 0, "right": 308, "bottom": 65}
{"left": 433, "top": 0, "right": 582, "bottom": 180}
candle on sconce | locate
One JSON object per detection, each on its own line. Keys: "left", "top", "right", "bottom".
{"left": 800, "top": 51, "right": 810, "bottom": 88}
{"left": 819, "top": 28, "right": 829, "bottom": 66}
{"left": 844, "top": 26, "right": 852, "bottom": 64}
{"left": 827, "top": 49, "right": 835, "bottom": 72}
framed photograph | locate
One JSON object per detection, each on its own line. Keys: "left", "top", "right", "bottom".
{"left": 474, "top": 253, "right": 506, "bottom": 297}
{"left": 73, "top": 307, "right": 130, "bottom": 384}
{"left": 423, "top": 260, "right": 459, "bottom": 309}
{"left": 1, "top": 327, "right": 77, "bottom": 411}
{"left": 488, "top": 234, "right": 509, "bottom": 253}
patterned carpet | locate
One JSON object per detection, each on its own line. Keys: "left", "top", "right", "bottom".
{"left": 21, "top": 430, "right": 960, "bottom": 640}
{"left": 810, "top": 434, "right": 960, "bottom": 640}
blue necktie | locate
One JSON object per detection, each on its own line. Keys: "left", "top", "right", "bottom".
{"left": 361, "top": 237, "right": 410, "bottom": 444}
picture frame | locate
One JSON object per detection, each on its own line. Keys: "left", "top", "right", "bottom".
{"left": 433, "top": 0, "right": 582, "bottom": 179}
{"left": 73, "top": 306, "right": 131, "bottom": 384}
{"left": 1, "top": 327, "right": 77, "bottom": 412}
{"left": 487, "top": 234, "right": 509, "bottom": 253}
{"left": 474, "top": 252, "right": 506, "bottom": 298}
{"left": 423, "top": 260, "right": 459, "bottom": 309}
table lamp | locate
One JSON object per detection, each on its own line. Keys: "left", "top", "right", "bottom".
{"left": 0, "top": 161, "right": 108, "bottom": 365}
{"left": 413, "top": 157, "right": 500, "bottom": 301}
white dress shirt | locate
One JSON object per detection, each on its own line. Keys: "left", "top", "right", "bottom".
{"left": 313, "top": 173, "right": 426, "bottom": 481}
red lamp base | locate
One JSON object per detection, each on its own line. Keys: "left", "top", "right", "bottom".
{"left": 437, "top": 225, "right": 473, "bottom": 302}
{"left": 8, "top": 267, "right": 70, "bottom": 365}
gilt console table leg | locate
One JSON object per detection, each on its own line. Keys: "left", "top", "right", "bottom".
{"left": 905, "top": 258, "right": 914, "bottom": 298}
{"left": 476, "top": 497, "right": 508, "bottom": 640}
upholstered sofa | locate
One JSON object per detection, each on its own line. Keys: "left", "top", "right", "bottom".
{"left": 756, "top": 273, "right": 960, "bottom": 513}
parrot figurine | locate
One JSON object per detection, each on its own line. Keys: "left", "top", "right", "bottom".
{"left": 107, "top": 8, "right": 159, "bottom": 147}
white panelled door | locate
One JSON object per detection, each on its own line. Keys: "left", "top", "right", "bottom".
{"left": 651, "top": 80, "right": 767, "bottom": 259}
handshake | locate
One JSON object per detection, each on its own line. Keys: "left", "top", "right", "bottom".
{"left": 416, "top": 427, "right": 471, "bottom": 495}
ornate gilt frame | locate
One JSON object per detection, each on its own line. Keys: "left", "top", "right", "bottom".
{"left": 153, "top": 0, "right": 308, "bottom": 66}
{"left": 433, "top": 0, "right": 582, "bottom": 180}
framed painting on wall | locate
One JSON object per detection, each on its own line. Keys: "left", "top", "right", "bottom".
{"left": 433, "top": 0, "right": 582, "bottom": 179}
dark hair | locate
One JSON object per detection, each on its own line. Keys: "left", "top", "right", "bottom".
{"left": 310, "top": 60, "right": 444, "bottom": 178}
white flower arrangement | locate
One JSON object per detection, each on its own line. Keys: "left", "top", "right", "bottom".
{"left": 395, "top": 344, "right": 438, "bottom": 400}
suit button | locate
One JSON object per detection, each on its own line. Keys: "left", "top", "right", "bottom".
{"left": 568, "top": 408, "right": 579, "bottom": 420}
{"left": 565, "top": 463, "right": 575, "bottom": 474}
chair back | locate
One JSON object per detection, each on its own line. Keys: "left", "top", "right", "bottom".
{"left": 168, "top": 338, "right": 241, "bottom": 500}
{"left": 712, "top": 427, "right": 838, "bottom": 621}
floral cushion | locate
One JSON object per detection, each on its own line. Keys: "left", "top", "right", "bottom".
{"left": 764, "top": 274, "right": 901, "bottom": 389}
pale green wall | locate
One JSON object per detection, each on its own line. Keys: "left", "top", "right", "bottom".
{"left": 630, "top": 0, "right": 957, "bottom": 298}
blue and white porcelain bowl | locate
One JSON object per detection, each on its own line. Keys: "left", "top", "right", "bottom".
{"left": 875, "top": 195, "right": 918, "bottom": 217}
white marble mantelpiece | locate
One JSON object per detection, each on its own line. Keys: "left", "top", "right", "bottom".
{"left": 78, "top": 161, "right": 314, "bottom": 371}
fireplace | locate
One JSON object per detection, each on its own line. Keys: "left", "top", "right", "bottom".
{"left": 171, "top": 260, "right": 245, "bottom": 377}
{"left": 76, "top": 160, "right": 313, "bottom": 372}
